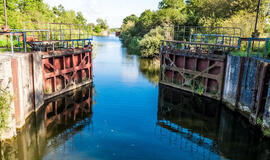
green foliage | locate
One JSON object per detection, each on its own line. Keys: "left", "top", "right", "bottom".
{"left": 94, "top": 25, "right": 102, "bottom": 33}
{"left": 159, "top": 0, "right": 185, "bottom": 10}
{"left": 0, "top": 0, "right": 109, "bottom": 36}
{"left": 139, "top": 27, "right": 166, "bottom": 57}
{"left": 263, "top": 128, "right": 270, "bottom": 137}
{"left": 120, "top": 2, "right": 187, "bottom": 57}
{"left": 120, "top": 0, "right": 269, "bottom": 58}
{"left": 128, "top": 36, "right": 142, "bottom": 54}
{"left": 217, "top": 10, "right": 267, "bottom": 37}
{"left": 0, "top": 88, "right": 12, "bottom": 134}
{"left": 122, "top": 14, "right": 138, "bottom": 25}
{"left": 96, "top": 18, "right": 109, "bottom": 30}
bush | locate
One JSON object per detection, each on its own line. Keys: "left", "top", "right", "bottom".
{"left": 127, "top": 36, "right": 142, "bottom": 54}
{"left": 139, "top": 27, "right": 166, "bottom": 57}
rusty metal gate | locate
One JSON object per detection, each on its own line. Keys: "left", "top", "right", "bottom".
{"left": 40, "top": 38, "right": 93, "bottom": 99}
{"left": 160, "top": 41, "right": 229, "bottom": 100}
{"left": 160, "top": 26, "right": 241, "bottom": 100}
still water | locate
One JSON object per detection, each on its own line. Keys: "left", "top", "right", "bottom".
{"left": 1, "top": 36, "right": 270, "bottom": 160}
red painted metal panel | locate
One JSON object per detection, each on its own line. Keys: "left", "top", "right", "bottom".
{"left": 160, "top": 48, "right": 226, "bottom": 100}
{"left": 42, "top": 46, "right": 93, "bottom": 97}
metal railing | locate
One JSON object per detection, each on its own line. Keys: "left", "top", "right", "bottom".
{"left": 238, "top": 38, "right": 270, "bottom": 58}
{"left": 189, "top": 34, "right": 241, "bottom": 49}
{"left": 1, "top": 23, "right": 93, "bottom": 55}
{"left": 28, "top": 38, "right": 92, "bottom": 52}
{"left": 161, "top": 40, "right": 238, "bottom": 56}
{"left": 0, "top": 32, "right": 27, "bottom": 55}
{"left": 163, "top": 26, "right": 270, "bottom": 58}
{"left": 166, "top": 26, "right": 241, "bottom": 41}
{"left": 12, "top": 23, "right": 93, "bottom": 41}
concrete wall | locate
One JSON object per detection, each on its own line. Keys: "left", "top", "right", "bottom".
{"left": 223, "top": 55, "right": 242, "bottom": 107}
{"left": 13, "top": 53, "right": 35, "bottom": 127}
{"left": 223, "top": 56, "right": 270, "bottom": 132}
{"left": 0, "top": 52, "right": 44, "bottom": 137}
{"left": 263, "top": 79, "right": 270, "bottom": 128}
{"left": 32, "top": 52, "right": 44, "bottom": 110}
{"left": 0, "top": 55, "right": 16, "bottom": 140}
{"left": 238, "top": 58, "right": 258, "bottom": 113}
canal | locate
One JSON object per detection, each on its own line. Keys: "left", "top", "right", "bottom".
{"left": 1, "top": 36, "right": 270, "bottom": 160}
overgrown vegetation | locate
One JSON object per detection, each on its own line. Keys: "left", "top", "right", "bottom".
{"left": 0, "top": 88, "right": 12, "bottom": 135}
{"left": 120, "top": 0, "right": 270, "bottom": 58}
{"left": 0, "top": 1, "right": 108, "bottom": 35}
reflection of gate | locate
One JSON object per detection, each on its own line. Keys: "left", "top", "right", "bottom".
{"left": 157, "top": 84, "right": 221, "bottom": 160}
{"left": 44, "top": 85, "right": 93, "bottom": 137}
{"left": 42, "top": 42, "right": 93, "bottom": 99}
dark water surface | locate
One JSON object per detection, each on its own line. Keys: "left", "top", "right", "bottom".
{"left": 1, "top": 36, "right": 270, "bottom": 160}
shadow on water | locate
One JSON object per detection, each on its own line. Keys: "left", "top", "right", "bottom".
{"left": 157, "top": 84, "right": 270, "bottom": 160}
{"left": 0, "top": 85, "right": 94, "bottom": 160}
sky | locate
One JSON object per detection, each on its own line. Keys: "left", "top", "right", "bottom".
{"left": 43, "top": 0, "right": 160, "bottom": 28}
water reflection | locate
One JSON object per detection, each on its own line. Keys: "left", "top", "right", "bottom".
{"left": 138, "top": 58, "right": 160, "bottom": 85}
{"left": 157, "top": 84, "right": 270, "bottom": 160}
{"left": 0, "top": 85, "right": 93, "bottom": 160}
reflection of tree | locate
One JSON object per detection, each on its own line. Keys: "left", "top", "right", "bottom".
{"left": 138, "top": 58, "right": 160, "bottom": 85}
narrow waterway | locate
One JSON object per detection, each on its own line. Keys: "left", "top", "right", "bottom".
{"left": 1, "top": 36, "right": 270, "bottom": 160}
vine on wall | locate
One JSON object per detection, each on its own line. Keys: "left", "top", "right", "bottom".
{"left": 0, "top": 81, "right": 12, "bottom": 135}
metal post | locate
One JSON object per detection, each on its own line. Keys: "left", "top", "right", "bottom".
{"left": 69, "top": 24, "right": 72, "bottom": 40}
{"left": 10, "top": 33, "right": 14, "bottom": 56}
{"left": 59, "top": 24, "right": 62, "bottom": 40}
{"left": 79, "top": 25, "right": 81, "bottom": 40}
{"left": 87, "top": 25, "right": 89, "bottom": 38}
{"left": 3, "top": 0, "right": 8, "bottom": 28}
{"left": 17, "top": 34, "right": 21, "bottom": 51}
{"left": 4, "top": 0, "right": 9, "bottom": 49}
{"left": 253, "top": 0, "right": 261, "bottom": 38}
{"left": 24, "top": 32, "right": 27, "bottom": 53}
{"left": 265, "top": 39, "right": 269, "bottom": 57}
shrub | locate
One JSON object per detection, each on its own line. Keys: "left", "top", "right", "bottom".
{"left": 127, "top": 36, "right": 142, "bottom": 54}
{"left": 139, "top": 26, "right": 166, "bottom": 57}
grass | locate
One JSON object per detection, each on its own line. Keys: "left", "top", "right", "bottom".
{"left": 231, "top": 50, "right": 268, "bottom": 58}
{"left": 0, "top": 48, "right": 32, "bottom": 53}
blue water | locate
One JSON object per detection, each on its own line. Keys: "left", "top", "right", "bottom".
{"left": 43, "top": 36, "right": 220, "bottom": 160}
{"left": 1, "top": 36, "right": 270, "bottom": 160}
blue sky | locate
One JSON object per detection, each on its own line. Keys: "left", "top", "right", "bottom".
{"left": 44, "top": 0, "right": 160, "bottom": 28}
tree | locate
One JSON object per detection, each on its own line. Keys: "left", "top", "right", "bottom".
{"left": 135, "top": 10, "right": 155, "bottom": 35}
{"left": 96, "top": 18, "right": 108, "bottom": 30}
{"left": 122, "top": 14, "right": 138, "bottom": 25}
{"left": 158, "top": 0, "right": 185, "bottom": 10}
{"left": 76, "top": 12, "right": 87, "bottom": 25}
{"left": 94, "top": 25, "right": 102, "bottom": 33}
